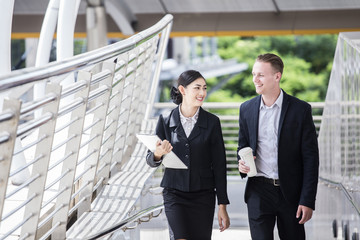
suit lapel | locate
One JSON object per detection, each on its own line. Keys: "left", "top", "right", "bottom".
{"left": 188, "top": 107, "right": 207, "bottom": 141}
{"left": 169, "top": 106, "right": 187, "bottom": 141}
{"left": 278, "top": 90, "right": 290, "bottom": 141}
{"left": 251, "top": 96, "right": 261, "bottom": 150}
{"left": 170, "top": 107, "right": 207, "bottom": 141}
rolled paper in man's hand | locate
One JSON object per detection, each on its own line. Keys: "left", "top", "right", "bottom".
{"left": 238, "top": 147, "right": 257, "bottom": 177}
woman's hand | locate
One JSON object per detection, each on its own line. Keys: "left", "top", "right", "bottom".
{"left": 153, "top": 139, "right": 172, "bottom": 161}
{"left": 218, "top": 204, "right": 230, "bottom": 232}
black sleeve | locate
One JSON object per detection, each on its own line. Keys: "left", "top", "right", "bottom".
{"left": 237, "top": 104, "right": 249, "bottom": 178}
{"left": 145, "top": 115, "right": 166, "bottom": 168}
{"left": 299, "top": 104, "right": 319, "bottom": 210}
{"left": 211, "top": 117, "right": 230, "bottom": 205}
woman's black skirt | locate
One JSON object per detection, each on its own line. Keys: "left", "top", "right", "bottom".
{"left": 163, "top": 188, "right": 216, "bottom": 240}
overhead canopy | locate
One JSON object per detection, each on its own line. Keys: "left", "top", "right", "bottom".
{"left": 12, "top": 0, "right": 360, "bottom": 37}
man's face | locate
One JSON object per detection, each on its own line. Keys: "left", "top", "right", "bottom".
{"left": 252, "top": 61, "right": 281, "bottom": 96}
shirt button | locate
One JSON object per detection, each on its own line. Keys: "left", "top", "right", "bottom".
{"left": 185, "top": 155, "right": 189, "bottom": 158}
{"left": 185, "top": 143, "right": 189, "bottom": 147}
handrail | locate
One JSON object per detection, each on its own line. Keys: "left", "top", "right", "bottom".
{"left": 319, "top": 177, "right": 360, "bottom": 216}
{"left": 85, "top": 204, "right": 164, "bottom": 240}
{"left": 153, "top": 101, "right": 325, "bottom": 109}
{"left": 86, "top": 177, "right": 360, "bottom": 240}
{"left": 0, "top": 13, "right": 173, "bottom": 239}
{"left": 0, "top": 14, "right": 173, "bottom": 92}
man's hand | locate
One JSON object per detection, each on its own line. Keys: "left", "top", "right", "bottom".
{"left": 296, "top": 205, "right": 313, "bottom": 224}
{"left": 238, "top": 155, "right": 256, "bottom": 174}
{"left": 238, "top": 160, "right": 250, "bottom": 174}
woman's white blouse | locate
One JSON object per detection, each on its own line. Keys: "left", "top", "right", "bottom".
{"left": 179, "top": 106, "right": 200, "bottom": 137}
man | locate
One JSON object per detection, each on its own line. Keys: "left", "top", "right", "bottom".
{"left": 238, "top": 53, "right": 319, "bottom": 239}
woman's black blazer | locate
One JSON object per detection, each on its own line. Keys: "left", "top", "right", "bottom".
{"left": 146, "top": 106, "right": 230, "bottom": 205}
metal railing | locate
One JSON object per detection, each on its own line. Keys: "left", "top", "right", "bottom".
{"left": 318, "top": 31, "right": 360, "bottom": 187}
{"left": 311, "top": 31, "right": 360, "bottom": 240}
{"left": 0, "top": 14, "right": 173, "bottom": 240}
{"left": 85, "top": 204, "right": 164, "bottom": 240}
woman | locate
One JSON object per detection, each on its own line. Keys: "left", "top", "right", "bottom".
{"left": 146, "top": 70, "right": 230, "bottom": 240}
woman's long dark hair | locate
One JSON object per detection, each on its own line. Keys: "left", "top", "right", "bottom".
{"left": 170, "top": 70, "right": 205, "bottom": 105}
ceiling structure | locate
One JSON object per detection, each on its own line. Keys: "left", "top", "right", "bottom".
{"left": 12, "top": 0, "right": 360, "bottom": 38}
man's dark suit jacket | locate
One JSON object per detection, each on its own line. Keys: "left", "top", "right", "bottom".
{"left": 146, "top": 106, "right": 230, "bottom": 205}
{"left": 238, "top": 90, "right": 319, "bottom": 210}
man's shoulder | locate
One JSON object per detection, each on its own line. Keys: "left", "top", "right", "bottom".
{"left": 285, "top": 93, "right": 311, "bottom": 108}
{"left": 241, "top": 95, "right": 261, "bottom": 109}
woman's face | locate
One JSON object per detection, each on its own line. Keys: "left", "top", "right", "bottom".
{"left": 180, "top": 77, "right": 207, "bottom": 107}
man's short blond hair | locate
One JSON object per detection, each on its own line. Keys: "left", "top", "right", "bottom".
{"left": 256, "top": 53, "right": 284, "bottom": 74}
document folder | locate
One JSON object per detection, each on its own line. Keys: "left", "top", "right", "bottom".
{"left": 136, "top": 134, "right": 188, "bottom": 169}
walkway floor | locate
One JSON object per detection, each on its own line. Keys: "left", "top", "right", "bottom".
{"left": 140, "top": 228, "right": 252, "bottom": 240}
{"left": 134, "top": 175, "right": 253, "bottom": 240}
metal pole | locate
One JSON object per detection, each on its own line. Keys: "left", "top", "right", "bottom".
{"left": 35, "top": 0, "right": 60, "bottom": 67}
{"left": 144, "top": 20, "right": 173, "bottom": 119}
{"left": 0, "top": 0, "right": 15, "bottom": 108}
{"left": 0, "top": 0, "right": 30, "bottom": 186}
{"left": 57, "top": 0, "right": 81, "bottom": 86}
{"left": 0, "top": 0, "right": 14, "bottom": 75}
{"left": 34, "top": 0, "right": 60, "bottom": 105}
{"left": 0, "top": 0, "right": 14, "bottom": 112}
{"left": 86, "top": 0, "right": 108, "bottom": 51}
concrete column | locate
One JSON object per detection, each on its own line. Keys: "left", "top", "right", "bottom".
{"left": 25, "top": 38, "right": 39, "bottom": 68}
{"left": 172, "top": 37, "right": 190, "bottom": 65}
{"left": 86, "top": 0, "right": 108, "bottom": 51}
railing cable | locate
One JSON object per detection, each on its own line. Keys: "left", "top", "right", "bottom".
{"left": 85, "top": 204, "right": 164, "bottom": 240}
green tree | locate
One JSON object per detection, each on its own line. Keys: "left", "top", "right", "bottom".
{"left": 209, "top": 34, "right": 337, "bottom": 103}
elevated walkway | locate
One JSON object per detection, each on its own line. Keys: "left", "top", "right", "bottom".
{"left": 66, "top": 120, "right": 158, "bottom": 239}
{"left": 1, "top": 4, "right": 360, "bottom": 239}
{"left": 0, "top": 15, "right": 172, "bottom": 239}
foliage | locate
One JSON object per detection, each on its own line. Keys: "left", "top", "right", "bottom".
{"left": 11, "top": 39, "right": 25, "bottom": 70}
{"left": 209, "top": 34, "right": 337, "bottom": 103}
{"left": 74, "top": 39, "right": 87, "bottom": 55}
{"left": 257, "top": 35, "right": 337, "bottom": 74}
{"left": 11, "top": 38, "right": 88, "bottom": 70}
